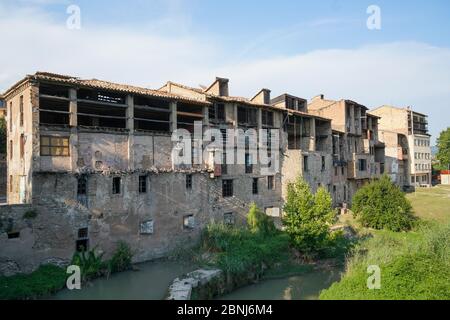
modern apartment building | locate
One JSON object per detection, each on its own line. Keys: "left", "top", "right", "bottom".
{"left": 370, "top": 105, "right": 432, "bottom": 188}
{"left": 308, "top": 95, "right": 385, "bottom": 205}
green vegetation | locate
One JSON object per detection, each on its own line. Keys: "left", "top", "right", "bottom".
{"left": 435, "top": 127, "right": 450, "bottom": 170}
{"left": 320, "top": 222, "right": 450, "bottom": 300}
{"left": 22, "top": 210, "right": 38, "bottom": 220}
{"left": 108, "top": 241, "right": 133, "bottom": 273}
{"left": 407, "top": 185, "right": 450, "bottom": 223}
{"left": 352, "top": 175, "right": 415, "bottom": 231}
{"left": 247, "top": 203, "right": 276, "bottom": 235}
{"left": 283, "top": 177, "right": 339, "bottom": 256}
{"left": 1, "top": 242, "right": 133, "bottom": 300}
{"left": 0, "top": 265, "right": 66, "bottom": 300}
{"left": 0, "top": 117, "right": 6, "bottom": 154}
{"left": 71, "top": 248, "right": 105, "bottom": 281}
{"left": 201, "top": 223, "right": 290, "bottom": 277}
{"left": 321, "top": 185, "right": 450, "bottom": 300}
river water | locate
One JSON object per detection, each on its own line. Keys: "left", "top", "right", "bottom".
{"left": 52, "top": 260, "right": 342, "bottom": 300}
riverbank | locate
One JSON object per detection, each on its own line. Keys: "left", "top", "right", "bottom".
{"left": 320, "top": 186, "right": 450, "bottom": 300}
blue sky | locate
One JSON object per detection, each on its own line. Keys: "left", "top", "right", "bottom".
{"left": 0, "top": 0, "right": 449, "bottom": 142}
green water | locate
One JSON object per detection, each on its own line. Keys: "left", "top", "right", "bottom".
{"left": 219, "top": 268, "right": 343, "bottom": 300}
{"left": 52, "top": 260, "right": 194, "bottom": 300}
{"left": 52, "top": 260, "right": 341, "bottom": 300}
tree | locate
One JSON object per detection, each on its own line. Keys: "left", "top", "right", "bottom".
{"left": 247, "top": 202, "right": 276, "bottom": 235}
{"left": 352, "top": 175, "right": 414, "bottom": 231}
{"left": 436, "top": 127, "right": 450, "bottom": 170}
{"left": 0, "top": 117, "right": 6, "bottom": 154}
{"left": 283, "top": 177, "right": 337, "bottom": 254}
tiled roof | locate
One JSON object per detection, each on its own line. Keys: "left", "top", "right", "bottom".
{"left": 162, "top": 81, "right": 331, "bottom": 121}
{"left": 2, "top": 72, "right": 211, "bottom": 105}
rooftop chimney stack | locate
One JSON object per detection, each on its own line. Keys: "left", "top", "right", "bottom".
{"left": 251, "top": 88, "right": 271, "bottom": 105}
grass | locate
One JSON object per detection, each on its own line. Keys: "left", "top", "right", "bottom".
{"left": 321, "top": 185, "right": 450, "bottom": 300}
{"left": 406, "top": 185, "right": 450, "bottom": 223}
{"left": 0, "top": 265, "right": 66, "bottom": 300}
{"left": 319, "top": 222, "right": 450, "bottom": 300}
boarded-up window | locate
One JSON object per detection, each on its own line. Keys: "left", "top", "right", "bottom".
{"left": 140, "top": 220, "right": 154, "bottom": 235}
{"left": 183, "top": 215, "right": 195, "bottom": 229}
{"left": 40, "top": 136, "right": 69, "bottom": 156}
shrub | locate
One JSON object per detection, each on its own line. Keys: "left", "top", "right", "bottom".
{"left": 108, "top": 241, "right": 133, "bottom": 273}
{"left": 23, "top": 210, "right": 38, "bottom": 219}
{"left": 247, "top": 203, "right": 276, "bottom": 235}
{"left": 0, "top": 265, "right": 66, "bottom": 300}
{"left": 201, "top": 224, "right": 290, "bottom": 276}
{"left": 71, "top": 248, "right": 105, "bottom": 281}
{"left": 352, "top": 175, "right": 414, "bottom": 231}
{"left": 283, "top": 177, "right": 337, "bottom": 255}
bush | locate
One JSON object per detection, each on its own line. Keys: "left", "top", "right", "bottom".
{"left": 283, "top": 177, "right": 337, "bottom": 255}
{"left": 71, "top": 248, "right": 105, "bottom": 281}
{"left": 108, "top": 241, "right": 133, "bottom": 273}
{"left": 0, "top": 265, "right": 66, "bottom": 300}
{"left": 201, "top": 224, "right": 290, "bottom": 276}
{"left": 352, "top": 175, "right": 414, "bottom": 231}
{"left": 247, "top": 203, "right": 276, "bottom": 235}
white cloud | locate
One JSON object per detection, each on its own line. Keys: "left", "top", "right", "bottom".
{"left": 0, "top": 5, "right": 449, "bottom": 142}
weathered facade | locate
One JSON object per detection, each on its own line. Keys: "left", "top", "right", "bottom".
{"left": 308, "top": 95, "right": 385, "bottom": 204}
{"left": 370, "top": 105, "right": 432, "bottom": 188}
{"left": 0, "top": 72, "right": 390, "bottom": 275}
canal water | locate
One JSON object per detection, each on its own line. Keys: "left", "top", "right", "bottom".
{"left": 52, "top": 260, "right": 342, "bottom": 300}
{"left": 219, "top": 267, "right": 343, "bottom": 300}
{"left": 53, "top": 260, "right": 195, "bottom": 300}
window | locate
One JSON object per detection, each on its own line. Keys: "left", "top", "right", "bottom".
{"left": 209, "top": 103, "right": 225, "bottom": 123}
{"left": 262, "top": 110, "right": 274, "bottom": 127}
{"left": 19, "top": 95, "right": 24, "bottom": 127}
{"left": 222, "top": 179, "right": 233, "bottom": 197}
{"left": 20, "top": 134, "right": 25, "bottom": 159}
{"left": 303, "top": 156, "right": 309, "bottom": 172}
{"left": 183, "top": 215, "right": 195, "bottom": 230}
{"left": 321, "top": 156, "right": 326, "bottom": 172}
{"left": 221, "top": 152, "right": 228, "bottom": 175}
{"left": 217, "top": 103, "right": 225, "bottom": 121}
{"left": 358, "top": 159, "right": 367, "bottom": 171}
{"left": 245, "top": 153, "right": 253, "bottom": 173}
{"left": 224, "top": 212, "right": 234, "bottom": 225}
{"left": 76, "top": 228, "right": 89, "bottom": 252}
{"left": 186, "top": 174, "right": 192, "bottom": 190}
{"left": 9, "top": 140, "right": 13, "bottom": 159}
{"left": 9, "top": 102, "right": 12, "bottom": 132}
{"left": 9, "top": 175, "right": 13, "bottom": 192}
{"left": 237, "top": 106, "right": 257, "bottom": 126}
{"left": 334, "top": 167, "right": 338, "bottom": 176}
{"left": 139, "top": 176, "right": 147, "bottom": 193}
{"left": 7, "top": 232, "right": 20, "bottom": 239}
{"left": 77, "top": 176, "right": 87, "bottom": 195}
{"left": 268, "top": 176, "right": 274, "bottom": 190}
{"left": 140, "top": 220, "right": 154, "bottom": 235}
{"left": 341, "top": 166, "right": 345, "bottom": 175}
{"left": 252, "top": 178, "right": 258, "bottom": 194}
{"left": 40, "top": 136, "right": 69, "bottom": 156}
{"left": 112, "top": 177, "right": 121, "bottom": 194}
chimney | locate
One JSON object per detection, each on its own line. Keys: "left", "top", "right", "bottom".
{"left": 205, "top": 77, "right": 229, "bottom": 96}
{"left": 251, "top": 88, "right": 271, "bottom": 105}
{"left": 312, "top": 94, "right": 324, "bottom": 101}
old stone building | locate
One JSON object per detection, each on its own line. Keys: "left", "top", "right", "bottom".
{"left": 370, "top": 105, "right": 432, "bottom": 188}
{"left": 308, "top": 95, "right": 385, "bottom": 204}
{"left": 0, "top": 72, "right": 389, "bottom": 275}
